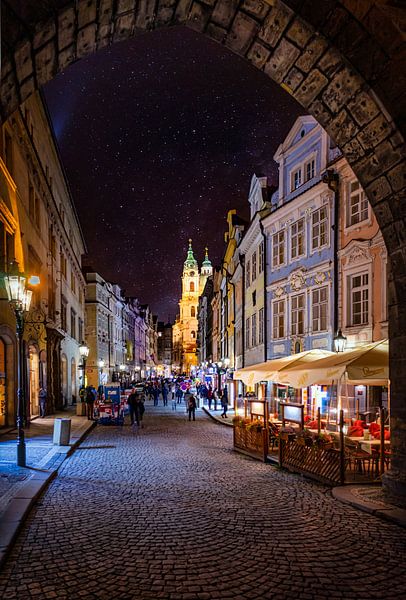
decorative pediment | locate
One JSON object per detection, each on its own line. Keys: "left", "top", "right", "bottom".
{"left": 341, "top": 240, "right": 372, "bottom": 265}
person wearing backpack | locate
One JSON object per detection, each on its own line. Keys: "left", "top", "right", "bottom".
{"left": 187, "top": 395, "right": 197, "bottom": 422}
{"left": 85, "top": 386, "right": 96, "bottom": 420}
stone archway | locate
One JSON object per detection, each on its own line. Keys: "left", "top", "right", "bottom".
{"left": 1, "top": 0, "right": 405, "bottom": 499}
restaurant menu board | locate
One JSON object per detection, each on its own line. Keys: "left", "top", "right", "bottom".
{"left": 250, "top": 401, "right": 265, "bottom": 417}
{"left": 280, "top": 402, "right": 304, "bottom": 427}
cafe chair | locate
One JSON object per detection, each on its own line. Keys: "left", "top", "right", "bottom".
{"left": 344, "top": 439, "right": 373, "bottom": 477}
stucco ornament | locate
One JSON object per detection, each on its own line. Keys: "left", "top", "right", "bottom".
{"left": 314, "top": 271, "right": 326, "bottom": 285}
{"left": 274, "top": 286, "right": 285, "bottom": 298}
{"left": 348, "top": 245, "right": 369, "bottom": 265}
{"left": 290, "top": 269, "right": 306, "bottom": 291}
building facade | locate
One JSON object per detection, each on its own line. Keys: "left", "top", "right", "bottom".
{"left": 0, "top": 91, "right": 86, "bottom": 425}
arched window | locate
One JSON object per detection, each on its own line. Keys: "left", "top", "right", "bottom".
{"left": 191, "top": 306, "right": 196, "bottom": 317}
{"left": 189, "top": 281, "right": 195, "bottom": 292}
{"left": 191, "top": 331, "right": 196, "bottom": 339}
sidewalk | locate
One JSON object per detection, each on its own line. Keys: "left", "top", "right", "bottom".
{"left": 202, "top": 405, "right": 233, "bottom": 426}
{"left": 201, "top": 407, "right": 406, "bottom": 526}
{"left": 0, "top": 409, "right": 95, "bottom": 565}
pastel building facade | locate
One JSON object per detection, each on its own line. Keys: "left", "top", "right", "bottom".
{"left": 263, "top": 116, "right": 336, "bottom": 359}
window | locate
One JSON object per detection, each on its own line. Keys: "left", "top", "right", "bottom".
{"left": 78, "top": 318, "right": 83, "bottom": 344}
{"left": 70, "top": 308, "right": 76, "bottom": 340}
{"left": 189, "top": 281, "right": 194, "bottom": 292}
{"left": 259, "top": 308, "right": 264, "bottom": 344}
{"left": 246, "top": 259, "right": 250, "bottom": 288}
{"left": 349, "top": 273, "right": 369, "bottom": 326}
{"left": 60, "top": 253, "right": 67, "bottom": 278}
{"left": 0, "top": 222, "right": 14, "bottom": 272}
{"left": 61, "top": 300, "right": 67, "bottom": 332}
{"left": 272, "top": 231, "right": 285, "bottom": 268}
{"left": 252, "top": 251, "right": 257, "bottom": 282}
{"left": 291, "top": 168, "right": 302, "bottom": 191}
{"left": 348, "top": 181, "right": 368, "bottom": 226}
{"left": 311, "top": 207, "right": 328, "bottom": 251}
{"left": 291, "top": 294, "right": 305, "bottom": 336}
{"left": 305, "top": 158, "right": 315, "bottom": 182}
{"left": 291, "top": 219, "right": 305, "bottom": 260}
{"left": 191, "top": 306, "right": 195, "bottom": 317}
{"left": 191, "top": 331, "right": 196, "bottom": 339}
{"left": 273, "top": 300, "right": 285, "bottom": 339}
{"left": 259, "top": 241, "right": 264, "bottom": 273}
{"left": 28, "top": 185, "right": 35, "bottom": 221}
{"left": 71, "top": 272, "right": 76, "bottom": 294}
{"left": 312, "top": 286, "right": 328, "bottom": 332}
{"left": 252, "top": 291, "right": 256, "bottom": 307}
{"left": 4, "top": 131, "right": 13, "bottom": 175}
{"left": 245, "top": 317, "right": 250, "bottom": 349}
{"left": 34, "top": 196, "right": 40, "bottom": 229}
{"left": 251, "top": 313, "right": 257, "bottom": 347}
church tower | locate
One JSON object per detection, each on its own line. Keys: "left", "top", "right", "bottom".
{"left": 178, "top": 239, "right": 200, "bottom": 374}
{"left": 199, "top": 247, "right": 213, "bottom": 293}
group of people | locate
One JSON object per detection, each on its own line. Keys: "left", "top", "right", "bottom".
{"left": 197, "top": 383, "right": 229, "bottom": 418}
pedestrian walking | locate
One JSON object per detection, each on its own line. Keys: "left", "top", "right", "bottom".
{"left": 221, "top": 392, "right": 228, "bottom": 418}
{"left": 213, "top": 388, "right": 219, "bottom": 411}
{"left": 134, "top": 394, "right": 145, "bottom": 427}
{"left": 127, "top": 388, "right": 138, "bottom": 425}
{"left": 175, "top": 384, "right": 183, "bottom": 404}
{"left": 207, "top": 385, "right": 213, "bottom": 410}
{"left": 187, "top": 394, "right": 197, "bottom": 421}
{"left": 85, "top": 385, "right": 96, "bottom": 420}
{"left": 38, "top": 387, "right": 47, "bottom": 417}
{"left": 152, "top": 384, "right": 160, "bottom": 407}
{"left": 162, "top": 382, "right": 169, "bottom": 406}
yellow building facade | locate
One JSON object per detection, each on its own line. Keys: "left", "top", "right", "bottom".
{"left": 176, "top": 240, "right": 212, "bottom": 375}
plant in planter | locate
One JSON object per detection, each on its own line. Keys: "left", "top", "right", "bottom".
{"left": 246, "top": 420, "right": 263, "bottom": 433}
{"left": 233, "top": 416, "right": 244, "bottom": 427}
{"left": 296, "top": 428, "right": 314, "bottom": 447}
{"left": 314, "top": 432, "right": 334, "bottom": 449}
{"left": 278, "top": 426, "right": 296, "bottom": 441}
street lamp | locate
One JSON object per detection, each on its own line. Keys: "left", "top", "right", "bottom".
{"left": 98, "top": 359, "right": 105, "bottom": 386}
{"left": 79, "top": 341, "right": 89, "bottom": 387}
{"left": 3, "top": 262, "right": 39, "bottom": 467}
{"left": 333, "top": 329, "right": 347, "bottom": 353}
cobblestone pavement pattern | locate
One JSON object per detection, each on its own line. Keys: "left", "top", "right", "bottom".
{"left": 0, "top": 404, "right": 405, "bottom": 599}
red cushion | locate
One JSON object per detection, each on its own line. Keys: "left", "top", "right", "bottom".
{"left": 304, "top": 415, "right": 311, "bottom": 423}
{"left": 354, "top": 420, "right": 367, "bottom": 428}
{"left": 369, "top": 423, "right": 380, "bottom": 435}
{"left": 348, "top": 426, "right": 364, "bottom": 437}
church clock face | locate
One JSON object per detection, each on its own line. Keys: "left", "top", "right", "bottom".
{"left": 189, "top": 271, "right": 195, "bottom": 276}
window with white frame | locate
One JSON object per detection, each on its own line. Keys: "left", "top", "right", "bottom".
{"left": 305, "top": 158, "right": 315, "bottom": 182}
{"left": 246, "top": 259, "right": 250, "bottom": 288}
{"left": 258, "top": 308, "right": 264, "bottom": 344}
{"left": 347, "top": 180, "right": 368, "bottom": 227}
{"left": 291, "top": 293, "right": 305, "bottom": 336}
{"left": 252, "top": 251, "right": 257, "bottom": 282}
{"left": 291, "top": 168, "right": 302, "bottom": 191}
{"left": 245, "top": 317, "right": 250, "bottom": 349}
{"left": 349, "top": 273, "right": 369, "bottom": 326}
{"left": 272, "top": 231, "right": 285, "bottom": 269}
{"left": 251, "top": 313, "right": 257, "bottom": 347}
{"left": 291, "top": 218, "right": 305, "bottom": 261}
{"left": 272, "top": 299, "right": 285, "bottom": 339}
{"left": 312, "top": 286, "right": 328, "bottom": 332}
{"left": 311, "top": 206, "right": 328, "bottom": 251}
{"left": 259, "top": 241, "right": 264, "bottom": 273}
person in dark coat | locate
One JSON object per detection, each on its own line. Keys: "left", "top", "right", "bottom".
{"left": 187, "top": 395, "right": 197, "bottom": 421}
{"left": 152, "top": 384, "right": 160, "bottom": 406}
{"left": 134, "top": 394, "right": 145, "bottom": 427}
{"left": 221, "top": 392, "right": 228, "bottom": 418}
{"left": 85, "top": 386, "right": 96, "bottom": 420}
{"left": 175, "top": 385, "right": 183, "bottom": 404}
{"left": 127, "top": 388, "right": 138, "bottom": 425}
{"left": 162, "top": 382, "right": 169, "bottom": 406}
{"left": 39, "top": 387, "right": 47, "bottom": 417}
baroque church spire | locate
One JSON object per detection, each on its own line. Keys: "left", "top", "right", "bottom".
{"left": 184, "top": 238, "right": 198, "bottom": 270}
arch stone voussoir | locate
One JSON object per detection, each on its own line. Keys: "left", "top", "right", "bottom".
{"left": 1, "top": 0, "right": 406, "bottom": 503}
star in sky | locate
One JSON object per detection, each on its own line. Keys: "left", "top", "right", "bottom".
{"left": 44, "top": 26, "right": 303, "bottom": 320}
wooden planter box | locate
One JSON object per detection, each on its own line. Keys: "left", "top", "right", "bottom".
{"left": 233, "top": 425, "right": 268, "bottom": 462}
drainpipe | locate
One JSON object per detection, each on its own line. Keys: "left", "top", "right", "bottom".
{"left": 221, "top": 263, "right": 236, "bottom": 366}
{"left": 260, "top": 222, "right": 267, "bottom": 363}
{"left": 322, "top": 170, "right": 340, "bottom": 346}
{"left": 239, "top": 253, "right": 246, "bottom": 368}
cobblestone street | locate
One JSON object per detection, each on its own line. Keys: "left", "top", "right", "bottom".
{"left": 0, "top": 405, "right": 405, "bottom": 600}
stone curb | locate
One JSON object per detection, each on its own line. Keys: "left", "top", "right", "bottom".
{"left": 202, "top": 406, "right": 233, "bottom": 427}
{"left": 332, "top": 485, "right": 406, "bottom": 528}
{"left": 0, "top": 420, "right": 96, "bottom": 569}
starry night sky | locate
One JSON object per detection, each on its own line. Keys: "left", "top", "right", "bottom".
{"left": 43, "top": 26, "right": 303, "bottom": 320}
